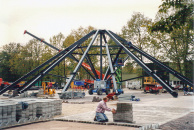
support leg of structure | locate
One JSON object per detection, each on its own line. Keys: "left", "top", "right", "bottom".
{"left": 105, "top": 30, "right": 178, "bottom": 98}
{"left": 105, "top": 43, "right": 118, "bottom": 92}
{"left": 61, "top": 30, "right": 99, "bottom": 93}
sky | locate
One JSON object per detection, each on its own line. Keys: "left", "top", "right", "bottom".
{"left": 0, "top": 0, "right": 162, "bottom": 48}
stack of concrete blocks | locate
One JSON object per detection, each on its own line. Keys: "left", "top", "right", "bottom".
{"left": 59, "top": 91, "right": 85, "bottom": 99}
{"left": 0, "top": 102, "right": 16, "bottom": 127}
{"left": 52, "top": 99, "right": 62, "bottom": 116}
{"left": 16, "top": 100, "right": 43, "bottom": 123}
{"left": 92, "top": 96, "right": 102, "bottom": 102}
{"left": 113, "top": 103, "right": 133, "bottom": 123}
{"left": 0, "top": 98, "right": 62, "bottom": 129}
{"left": 19, "top": 91, "right": 28, "bottom": 98}
{"left": 36, "top": 99, "right": 62, "bottom": 119}
{"left": 36, "top": 100, "right": 49, "bottom": 119}
{"left": 25, "top": 101, "right": 37, "bottom": 122}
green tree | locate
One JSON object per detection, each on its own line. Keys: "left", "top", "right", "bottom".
{"left": 149, "top": 0, "right": 194, "bottom": 80}
{"left": 149, "top": 0, "right": 193, "bottom": 33}
{"left": 63, "top": 26, "right": 96, "bottom": 79}
{"left": 0, "top": 43, "right": 22, "bottom": 81}
{"left": 121, "top": 12, "right": 153, "bottom": 77}
{"left": 121, "top": 12, "right": 152, "bottom": 52}
{"left": 49, "top": 32, "right": 66, "bottom": 85}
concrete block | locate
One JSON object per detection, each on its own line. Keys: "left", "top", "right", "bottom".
{"left": 113, "top": 103, "right": 133, "bottom": 123}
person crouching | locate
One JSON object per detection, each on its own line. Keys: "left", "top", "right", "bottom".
{"left": 94, "top": 97, "right": 116, "bottom": 122}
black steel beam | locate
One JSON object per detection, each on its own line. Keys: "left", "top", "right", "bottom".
{"left": 24, "top": 30, "right": 60, "bottom": 51}
{"left": 0, "top": 30, "right": 96, "bottom": 95}
{"left": 109, "top": 30, "right": 193, "bottom": 87}
{"left": 47, "top": 73, "right": 68, "bottom": 79}
{"left": 0, "top": 49, "right": 66, "bottom": 95}
{"left": 80, "top": 48, "right": 99, "bottom": 79}
{"left": 121, "top": 76, "right": 145, "bottom": 82}
{"left": 25, "top": 30, "right": 96, "bottom": 80}
{"left": 70, "top": 54, "right": 95, "bottom": 79}
{"left": 71, "top": 53, "right": 126, "bottom": 55}
{"left": 62, "top": 30, "right": 100, "bottom": 92}
{"left": 105, "top": 30, "right": 178, "bottom": 98}
{"left": 131, "top": 45, "right": 193, "bottom": 87}
{"left": 19, "top": 44, "right": 79, "bottom": 93}
{"left": 81, "top": 45, "right": 123, "bottom": 48}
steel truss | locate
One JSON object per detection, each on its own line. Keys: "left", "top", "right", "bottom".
{"left": 0, "top": 30, "right": 193, "bottom": 98}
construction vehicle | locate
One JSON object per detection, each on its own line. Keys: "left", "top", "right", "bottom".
{"left": 41, "top": 82, "right": 56, "bottom": 96}
{"left": 114, "top": 58, "right": 124, "bottom": 95}
{"left": 0, "top": 78, "right": 11, "bottom": 90}
{"left": 0, "top": 78, "right": 26, "bottom": 90}
{"left": 170, "top": 80, "right": 183, "bottom": 90}
{"left": 143, "top": 77, "right": 163, "bottom": 93}
{"left": 126, "top": 80, "right": 141, "bottom": 89}
{"left": 88, "top": 58, "right": 124, "bottom": 95}
{"left": 88, "top": 79, "right": 110, "bottom": 95}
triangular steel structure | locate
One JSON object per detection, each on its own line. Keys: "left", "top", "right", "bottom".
{"left": 0, "top": 29, "right": 193, "bottom": 98}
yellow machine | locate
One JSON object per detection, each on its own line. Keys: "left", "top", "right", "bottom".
{"left": 144, "top": 77, "right": 157, "bottom": 85}
{"left": 42, "top": 82, "right": 56, "bottom": 96}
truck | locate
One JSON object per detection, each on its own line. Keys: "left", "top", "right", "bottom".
{"left": 0, "top": 78, "right": 26, "bottom": 90}
{"left": 126, "top": 80, "right": 141, "bottom": 89}
{"left": 170, "top": 80, "right": 183, "bottom": 90}
{"left": 143, "top": 77, "right": 163, "bottom": 93}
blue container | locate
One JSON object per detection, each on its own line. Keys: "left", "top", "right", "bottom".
{"left": 74, "top": 81, "right": 85, "bottom": 86}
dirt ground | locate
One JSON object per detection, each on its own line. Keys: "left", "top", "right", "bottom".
{"left": 2, "top": 88, "right": 194, "bottom": 130}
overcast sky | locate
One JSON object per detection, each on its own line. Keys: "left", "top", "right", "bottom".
{"left": 0, "top": 0, "right": 162, "bottom": 48}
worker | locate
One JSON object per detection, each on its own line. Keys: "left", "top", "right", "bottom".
{"left": 48, "top": 82, "right": 53, "bottom": 92}
{"left": 183, "top": 86, "right": 188, "bottom": 95}
{"left": 106, "top": 92, "right": 116, "bottom": 100}
{"left": 94, "top": 97, "right": 116, "bottom": 122}
{"left": 54, "top": 82, "right": 58, "bottom": 90}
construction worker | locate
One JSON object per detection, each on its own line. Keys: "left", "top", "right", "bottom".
{"left": 94, "top": 97, "right": 116, "bottom": 122}
{"left": 106, "top": 92, "right": 116, "bottom": 100}
{"left": 48, "top": 82, "right": 53, "bottom": 92}
{"left": 183, "top": 86, "right": 188, "bottom": 95}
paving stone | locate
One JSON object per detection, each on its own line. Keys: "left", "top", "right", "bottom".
{"left": 113, "top": 103, "right": 133, "bottom": 123}
{"left": 0, "top": 98, "right": 62, "bottom": 129}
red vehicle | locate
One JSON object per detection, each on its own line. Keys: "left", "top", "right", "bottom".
{"left": 144, "top": 77, "right": 163, "bottom": 93}
{"left": 0, "top": 78, "right": 11, "bottom": 89}
{"left": 81, "top": 63, "right": 111, "bottom": 89}
{"left": 0, "top": 78, "right": 25, "bottom": 90}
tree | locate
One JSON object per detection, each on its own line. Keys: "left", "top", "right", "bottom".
{"left": 0, "top": 43, "right": 22, "bottom": 81}
{"left": 121, "top": 12, "right": 152, "bottom": 51}
{"left": 149, "top": 0, "right": 194, "bottom": 80}
{"left": 149, "top": 0, "right": 193, "bottom": 33}
{"left": 49, "top": 32, "right": 66, "bottom": 85}
{"left": 121, "top": 12, "right": 153, "bottom": 78}
{"left": 63, "top": 26, "right": 96, "bottom": 79}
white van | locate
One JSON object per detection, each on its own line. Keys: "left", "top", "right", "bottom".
{"left": 170, "top": 80, "right": 183, "bottom": 89}
{"left": 126, "top": 80, "right": 141, "bottom": 89}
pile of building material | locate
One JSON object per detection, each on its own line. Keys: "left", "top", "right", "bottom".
{"left": 59, "top": 91, "right": 85, "bottom": 99}
{"left": 92, "top": 96, "right": 102, "bottom": 102}
{"left": 0, "top": 98, "right": 62, "bottom": 129}
{"left": 113, "top": 103, "right": 133, "bottom": 123}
